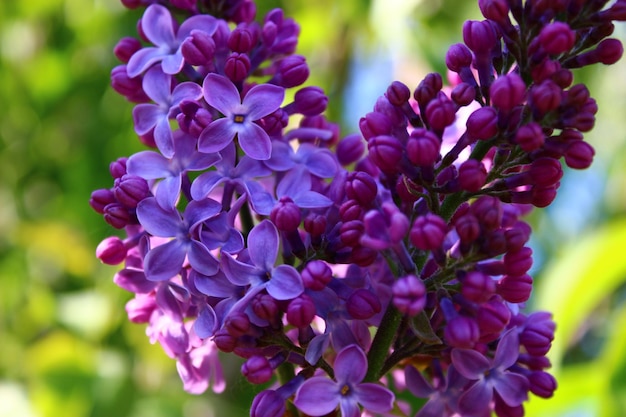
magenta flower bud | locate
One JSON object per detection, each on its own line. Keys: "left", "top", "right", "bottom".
{"left": 96, "top": 236, "right": 127, "bottom": 265}
{"left": 304, "top": 213, "right": 327, "bottom": 237}
{"left": 386, "top": 81, "right": 411, "bottom": 106}
{"left": 336, "top": 133, "right": 365, "bottom": 166}
{"left": 347, "top": 289, "right": 381, "bottom": 320}
{"left": 410, "top": 213, "right": 447, "bottom": 251}
{"left": 504, "top": 247, "right": 533, "bottom": 276}
{"left": 497, "top": 274, "right": 533, "bottom": 303}
{"left": 481, "top": 229, "right": 508, "bottom": 257}
{"left": 367, "top": 134, "right": 403, "bottom": 173}
{"left": 414, "top": 72, "right": 443, "bottom": 106}
{"left": 275, "top": 55, "right": 309, "bottom": 88}
{"left": 291, "top": 86, "right": 328, "bottom": 116}
{"left": 600, "top": 1, "right": 626, "bottom": 21}
{"left": 567, "top": 38, "right": 624, "bottom": 67}
{"left": 251, "top": 390, "right": 286, "bottom": 417}
{"left": 529, "top": 157, "right": 563, "bottom": 186}
{"left": 530, "top": 184, "right": 559, "bottom": 207}
{"left": 490, "top": 73, "right": 526, "bottom": 111}
{"left": 359, "top": 111, "right": 393, "bottom": 139}
{"left": 340, "top": 220, "right": 365, "bottom": 247}
{"left": 213, "top": 329, "right": 237, "bottom": 353}
{"left": 406, "top": 128, "right": 441, "bottom": 167}
{"left": 396, "top": 175, "right": 421, "bottom": 203}
{"left": 463, "top": 20, "right": 498, "bottom": 54}
{"left": 471, "top": 196, "right": 502, "bottom": 230}
{"left": 125, "top": 294, "right": 156, "bottom": 323}
{"left": 270, "top": 197, "right": 301, "bottom": 232}
{"left": 251, "top": 293, "right": 279, "bottom": 322}
{"left": 425, "top": 94, "right": 457, "bottom": 131}
{"left": 529, "top": 79, "right": 562, "bottom": 116}
{"left": 528, "top": 371, "right": 557, "bottom": 398}
{"left": 392, "top": 274, "right": 426, "bottom": 316}
{"left": 451, "top": 82, "right": 476, "bottom": 106}
{"left": 228, "top": 26, "right": 257, "bottom": 53}
{"left": 564, "top": 140, "right": 595, "bottom": 169}
{"left": 287, "top": 294, "right": 316, "bottom": 327}
{"left": 231, "top": 0, "right": 257, "bottom": 24}
{"left": 181, "top": 30, "right": 216, "bottom": 66}
{"left": 114, "top": 174, "right": 151, "bottom": 208}
{"left": 170, "top": 0, "right": 196, "bottom": 11}
{"left": 109, "top": 157, "right": 128, "bottom": 179}
{"left": 461, "top": 271, "right": 496, "bottom": 303}
{"left": 505, "top": 221, "right": 531, "bottom": 252}
{"left": 114, "top": 37, "right": 142, "bottom": 63}
{"left": 120, "top": 0, "right": 142, "bottom": 9}
{"left": 103, "top": 203, "right": 131, "bottom": 229}
{"left": 455, "top": 213, "right": 481, "bottom": 244}
{"left": 242, "top": 355, "right": 273, "bottom": 384}
{"left": 339, "top": 199, "right": 364, "bottom": 222}
{"left": 520, "top": 312, "right": 555, "bottom": 356}
{"left": 539, "top": 22, "right": 576, "bottom": 55}
{"left": 514, "top": 122, "right": 545, "bottom": 152}
{"left": 177, "top": 100, "right": 213, "bottom": 137}
{"left": 224, "top": 312, "right": 251, "bottom": 337}
{"left": 478, "top": 0, "right": 510, "bottom": 23}
{"left": 110, "top": 65, "right": 149, "bottom": 103}
{"left": 476, "top": 296, "right": 511, "bottom": 336}
{"left": 89, "top": 188, "right": 115, "bottom": 214}
{"left": 444, "top": 314, "right": 480, "bottom": 348}
{"left": 466, "top": 106, "right": 498, "bottom": 140}
{"left": 301, "top": 260, "right": 332, "bottom": 291}
{"left": 446, "top": 43, "right": 473, "bottom": 72}
{"left": 224, "top": 52, "right": 251, "bottom": 82}
{"left": 345, "top": 172, "right": 378, "bottom": 205}
{"left": 458, "top": 159, "right": 487, "bottom": 192}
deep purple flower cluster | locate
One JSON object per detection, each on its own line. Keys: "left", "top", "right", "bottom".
{"left": 93, "top": 0, "right": 625, "bottom": 416}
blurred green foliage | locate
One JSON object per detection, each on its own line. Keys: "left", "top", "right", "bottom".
{"left": 1, "top": 1, "right": 625, "bottom": 416}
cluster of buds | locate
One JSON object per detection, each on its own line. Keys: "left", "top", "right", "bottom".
{"left": 92, "top": 0, "right": 625, "bottom": 416}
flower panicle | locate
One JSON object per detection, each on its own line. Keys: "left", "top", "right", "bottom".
{"left": 91, "top": 0, "right": 624, "bottom": 416}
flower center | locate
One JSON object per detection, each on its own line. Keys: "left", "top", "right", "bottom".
{"left": 340, "top": 384, "right": 350, "bottom": 396}
{"left": 234, "top": 114, "right": 246, "bottom": 123}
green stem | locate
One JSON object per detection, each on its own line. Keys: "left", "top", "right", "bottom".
{"left": 364, "top": 303, "right": 403, "bottom": 382}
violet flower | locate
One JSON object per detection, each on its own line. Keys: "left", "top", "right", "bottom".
{"left": 132, "top": 66, "right": 203, "bottom": 158}
{"left": 198, "top": 73, "right": 285, "bottom": 160}
{"left": 294, "top": 344, "right": 395, "bottom": 417}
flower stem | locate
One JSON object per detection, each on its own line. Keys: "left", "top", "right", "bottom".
{"left": 364, "top": 302, "right": 403, "bottom": 382}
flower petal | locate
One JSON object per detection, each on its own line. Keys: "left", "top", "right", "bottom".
{"left": 292, "top": 191, "right": 333, "bottom": 208}
{"left": 493, "top": 328, "right": 521, "bottom": 370}
{"left": 141, "top": 4, "right": 176, "bottom": 47}
{"left": 154, "top": 116, "right": 175, "bottom": 158}
{"left": 185, "top": 198, "right": 222, "bottom": 227}
{"left": 161, "top": 48, "right": 184, "bottom": 75}
{"left": 339, "top": 398, "right": 360, "bottom": 417}
{"left": 238, "top": 122, "right": 272, "bottom": 160}
{"left": 203, "top": 73, "right": 240, "bottom": 115}
{"left": 354, "top": 383, "right": 395, "bottom": 413}
{"left": 188, "top": 240, "right": 219, "bottom": 276}
{"left": 144, "top": 239, "right": 186, "bottom": 281}
{"left": 264, "top": 140, "right": 295, "bottom": 171}
{"left": 303, "top": 147, "right": 337, "bottom": 178}
{"left": 267, "top": 265, "right": 303, "bottom": 300}
{"left": 451, "top": 348, "right": 491, "bottom": 380}
{"left": 405, "top": 366, "right": 435, "bottom": 398}
{"left": 177, "top": 15, "right": 218, "bottom": 40}
{"left": 172, "top": 81, "right": 203, "bottom": 105}
{"left": 127, "top": 47, "right": 168, "bottom": 78}
{"left": 294, "top": 377, "right": 340, "bottom": 416}
{"left": 137, "top": 197, "right": 182, "bottom": 236}
{"left": 242, "top": 83, "right": 285, "bottom": 120}
{"left": 143, "top": 66, "right": 172, "bottom": 105}
{"left": 247, "top": 220, "right": 278, "bottom": 270}
{"left": 494, "top": 372, "right": 529, "bottom": 407}
{"left": 156, "top": 175, "right": 181, "bottom": 209}
{"left": 190, "top": 171, "right": 226, "bottom": 200}
{"left": 221, "top": 252, "right": 260, "bottom": 286}
{"left": 198, "top": 118, "right": 237, "bottom": 154}
{"left": 133, "top": 103, "right": 163, "bottom": 135}
{"left": 458, "top": 380, "right": 492, "bottom": 416}
{"left": 334, "top": 344, "right": 367, "bottom": 385}
{"left": 194, "top": 305, "right": 217, "bottom": 338}
{"left": 127, "top": 150, "right": 172, "bottom": 179}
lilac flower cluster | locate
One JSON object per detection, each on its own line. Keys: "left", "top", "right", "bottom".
{"left": 92, "top": 0, "right": 626, "bottom": 416}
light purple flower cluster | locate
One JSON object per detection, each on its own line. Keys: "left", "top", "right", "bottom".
{"left": 93, "top": 0, "right": 626, "bottom": 416}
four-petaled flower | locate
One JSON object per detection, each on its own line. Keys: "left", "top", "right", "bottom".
{"left": 199, "top": 73, "right": 285, "bottom": 160}
{"left": 294, "top": 344, "right": 395, "bottom": 417}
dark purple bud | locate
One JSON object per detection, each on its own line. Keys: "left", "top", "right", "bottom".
{"left": 359, "top": 111, "right": 393, "bottom": 139}
{"left": 251, "top": 293, "right": 279, "bottom": 322}
{"left": 386, "top": 81, "right": 411, "bottom": 106}
{"left": 425, "top": 94, "right": 457, "bottom": 131}
{"left": 497, "top": 274, "right": 533, "bottom": 303}
{"left": 251, "top": 390, "right": 286, "bottom": 417}
{"left": 471, "top": 196, "right": 502, "bottom": 230}
{"left": 481, "top": 229, "right": 508, "bottom": 256}
{"left": 462, "top": 20, "right": 498, "bottom": 54}
{"left": 505, "top": 221, "right": 532, "bottom": 252}
{"left": 336, "top": 133, "right": 365, "bottom": 166}
{"left": 90, "top": 188, "right": 115, "bottom": 214}
{"left": 111, "top": 65, "right": 149, "bottom": 103}
{"left": 504, "top": 247, "right": 533, "bottom": 276}
{"left": 520, "top": 312, "right": 555, "bottom": 356}
{"left": 304, "top": 213, "right": 327, "bottom": 237}
{"left": 177, "top": 100, "right": 213, "bottom": 137}
{"left": 479, "top": 0, "right": 510, "bottom": 23}
{"left": 232, "top": 0, "right": 257, "bottom": 24}
{"left": 410, "top": 213, "right": 447, "bottom": 251}
{"left": 103, "top": 203, "right": 131, "bottom": 229}
{"left": 347, "top": 289, "right": 381, "bottom": 320}
{"left": 414, "top": 73, "right": 443, "bottom": 106}
{"left": 476, "top": 296, "right": 511, "bottom": 337}
{"left": 275, "top": 55, "right": 309, "bottom": 88}
{"left": 564, "top": 140, "right": 595, "bottom": 169}
{"left": 224, "top": 52, "right": 251, "bottom": 82}
{"left": 340, "top": 220, "right": 364, "bottom": 247}
{"left": 262, "top": 20, "right": 278, "bottom": 47}
{"left": 120, "top": 0, "right": 142, "bottom": 9}
{"left": 451, "top": 82, "right": 476, "bottom": 106}
{"left": 242, "top": 355, "right": 273, "bottom": 384}
{"left": 444, "top": 314, "right": 480, "bottom": 348}
{"left": 458, "top": 159, "right": 487, "bottom": 192}
{"left": 286, "top": 294, "right": 316, "bottom": 327}
{"left": 566, "top": 38, "right": 624, "bottom": 67}
{"left": 396, "top": 176, "right": 421, "bottom": 203}
{"left": 96, "top": 236, "right": 127, "bottom": 265}
{"left": 109, "top": 157, "right": 128, "bottom": 179}
{"left": 181, "top": 30, "right": 216, "bottom": 66}
{"left": 339, "top": 199, "right": 364, "bottom": 222}
{"left": 301, "top": 260, "right": 332, "bottom": 291}
{"left": 529, "top": 79, "right": 562, "bottom": 116}
{"left": 446, "top": 43, "right": 473, "bottom": 72}
{"left": 528, "top": 371, "right": 557, "bottom": 398}
{"left": 490, "top": 73, "right": 526, "bottom": 111}
{"left": 367, "top": 135, "right": 404, "bottom": 174}
{"left": 406, "top": 128, "right": 440, "bottom": 167}
{"left": 224, "top": 312, "right": 251, "bottom": 337}
{"left": 461, "top": 271, "right": 496, "bottom": 303}
{"left": 514, "top": 122, "right": 545, "bottom": 152}
{"left": 228, "top": 26, "right": 258, "bottom": 53}
{"left": 539, "top": 22, "right": 576, "bottom": 55}
{"left": 114, "top": 37, "right": 142, "bottom": 63}
{"left": 270, "top": 197, "right": 301, "bottom": 232}
{"left": 455, "top": 213, "right": 481, "bottom": 244}
{"left": 529, "top": 157, "right": 563, "bottom": 186}
{"left": 599, "top": 1, "right": 626, "bottom": 21}
{"left": 213, "top": 329, "right": 237, "bottom": 352}
{"left": 466, "top": 106, "right": 498, "bottom": 140}
{"left": 392, "top": 274, "right": 426, "bottom": 316}
{"left": 350, "top": 245, "right": 378, "bottom": 267}
{"left": 114, "top": 174, "right": 151, "bottom": 208}
{"left": 345, "top": 172, "right": 378, "bottom": 205}
{"left": 291, "top": 86, "right": 328, "bottom": 116}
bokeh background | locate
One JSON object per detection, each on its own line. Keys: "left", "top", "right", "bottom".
{"left": 1, "top": 0, "right": 626, "bottom": 416}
